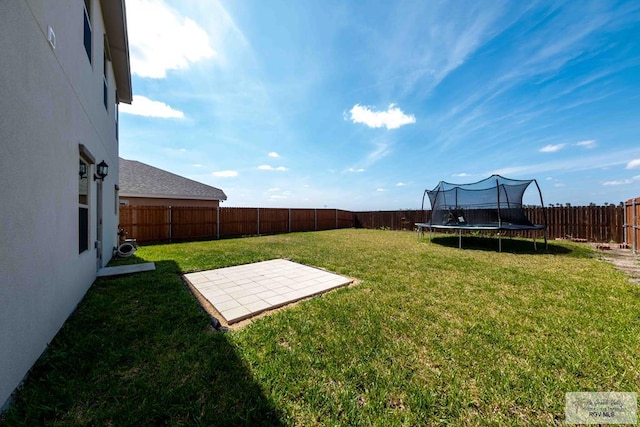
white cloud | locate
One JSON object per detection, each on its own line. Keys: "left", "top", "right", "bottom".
{"left": 376, "top": 188, "right": 386, "bottom": 192}
{"left": 554, "top": 183, "right": 566, "bottom": 188}
{"left": 452, "top": 172, "right": 470, "bottom": 177}
{"left": 193, "top": 164, "right": 203, "bottom": 168}
{"left": 267, "top": 187, "right": 280, "bottom": 192}
{"left": 126, "top": 0, "right": 216, "bottom": 78}
{"left": 575, "top": 139, "right": 596, "bottom": 148}
{"left": 626, "top": 159, "right": 640, "bottom": 169}
{"left": 268, "top": 152, "right": 280, "bottom": 158}
{"left": 539, "top": 143, "right": 566, "bottom": 153}
{"left": 348, "top": 104, "right": 416, "bottom": 130}
{"left": 348, "top": 168, "right": 366, "bottom": 173}
{"left": 396, "top": 182, "right": 406, "bottom": 186}
{"left": 120, "top": 95, "right": 184, "bottom": 118}
{"left": 603, "top": 176, "right": 640, "bottom": 186}
{"left": 258, "top": 165, "right": 288, "bottom": 171}
{"left": 212, "top": 170, "right": 238, "bottom": 177}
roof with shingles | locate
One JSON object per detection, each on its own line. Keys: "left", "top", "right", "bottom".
{"left": 119, "top": 158, "right": 227, "bottom": 201}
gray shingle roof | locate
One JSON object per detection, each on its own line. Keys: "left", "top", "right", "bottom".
{"left": 119, "top": 158, "right": 227, "bottom": 201}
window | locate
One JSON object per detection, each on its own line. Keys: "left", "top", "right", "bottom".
{"left": 79, "top": 157, "right": 90, "bottom": 253}
{"left": 83, "top": 0, "right": 92, "bottom": 63}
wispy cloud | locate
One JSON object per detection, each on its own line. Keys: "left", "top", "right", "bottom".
{"left": 212, "top": 170, "right": 238, "bottom": 177}
{"left": 347, "top": 168, "right": 366, "bottom": 173}
{"left": 120, "top": 95, "right": 184, "bottom": 118}
{"left": 626, "top": 159, "right": 640, "bottom": 169}
{"left": 376, "top": 2, "right": 512, "bottom": 97}
{"left": 126, "top": 0, "right": 216, "bottom": 78}
{"left": 348, "top": 104, "right": 415, "bottom": 130}
{"left": 490, "top": 148, "right": 640, "bottom": 177}
{"left": 575, "top": 140, "right": 596, "bottom": 148}
{"left": 603, "top": 176, "right": 640, "bottom": 186}
{"left": 268, "top": 152, "right": 280, "bottom": 158}
{"left": 258, "top": 165, "right": 288, "bottom": 171}
{"left": 539, "top": 143, "right": 566, "bottom": 153}
{"left": 396, "top": 182, "right": 406, "bottom": 186}
{"left": 452, "top": 173, "right": 470, "bottom": 178}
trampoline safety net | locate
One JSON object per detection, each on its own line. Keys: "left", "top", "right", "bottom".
{"left": 422, "top": 175, "right": 544, "bottom": 229}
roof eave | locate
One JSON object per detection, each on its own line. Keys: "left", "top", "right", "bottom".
{"left": 120, "top": 193, "right": 227, "bottom": 201}
{"left": 101, "top": 0, "right": 132, "bottom": 104}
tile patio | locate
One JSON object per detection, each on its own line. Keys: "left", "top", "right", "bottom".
{"left": 183, "top": 259, "right": 353, "bottom": 324}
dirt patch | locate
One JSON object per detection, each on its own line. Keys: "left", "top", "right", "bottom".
{"left": 590, "top": 243, "right": 640, "bottom": 285}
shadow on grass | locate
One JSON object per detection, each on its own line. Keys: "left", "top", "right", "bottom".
{"left": 429, "top": 235, "right": 576, "bottom": 255}
{"left": 2, "top": 258, "right": 284, "bottom": 426}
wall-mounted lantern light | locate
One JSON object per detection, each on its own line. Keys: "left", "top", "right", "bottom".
{"left": 94, "top": 160, "right": 109, "bottom": 181}
{"left": 79, "top": 160, "right": 88, "bottom": 178}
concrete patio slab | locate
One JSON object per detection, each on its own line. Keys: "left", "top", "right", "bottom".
{"left": 184, "top": 259, "right": 353, "bottom": 324}
{"left": 97, "top": 262, "right": 156, "bottom": 277}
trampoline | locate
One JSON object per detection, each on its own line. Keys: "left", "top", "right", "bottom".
{"left": 416, "top": 175, "right": 547, "bottom": 251}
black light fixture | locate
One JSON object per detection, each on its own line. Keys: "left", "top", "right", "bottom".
{"left": 79, "top": 160, "right": 88, "bottom": 178}
{"left": 94, "top": 160, "right": 109, "bottom": 181}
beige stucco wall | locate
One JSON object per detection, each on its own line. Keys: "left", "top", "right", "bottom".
{"left": 121, "top": 197, "right": 221, "bottom": 208}
{"left": 0, "top": 0, "right": 122, "bottom": 410}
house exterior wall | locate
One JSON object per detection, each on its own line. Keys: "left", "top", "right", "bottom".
{"left": 120, "top": 197, "right": 221, "bottom": 208}
{"left": 0, "top": 0, "right": 123, "bottom": 410}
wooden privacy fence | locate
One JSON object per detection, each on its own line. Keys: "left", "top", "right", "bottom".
{"left": 121, "top": 205, "right": 630, "bottom": 244}
{"left": 354, "top": 205, "right": 625, "bottom": 243}
{"left": 625, "top": 197, "right": 640, "bottom": 253}
{"left": 120, "top": 206, "right": 354, "bottom": 243}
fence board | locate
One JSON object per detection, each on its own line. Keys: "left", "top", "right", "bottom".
{"left": 290, "top": 209, "right": 316, "bottom": 232}
{"left": 258, "top": 208, "right": 289, "bottom": 235}
{"left": 171, "top": 207, "right": 217, "bottom": 241}
{"left": 119, "top": 206, "right": 169, "bottom": 243}
{"left": 219, "top": 208, "right": 259, "bottom": 238}
{"left": 625, "top": 197, "right": 640, "bottom": 253}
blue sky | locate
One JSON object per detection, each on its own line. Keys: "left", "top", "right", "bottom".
{"left": 119, "top": 0, "right": 640, "bottom": 210}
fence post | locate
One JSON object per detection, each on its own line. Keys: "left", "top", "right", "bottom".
{"left": 288, "top": 208, "right": 291, "bottom": 233}
{"left": 216, "top": 206, "right": 220, "bottom": 239}
{"left": 634, "top": 199, "right": 637, "bottom": 254}
{"left": 257, "top": 207, "right": 260, "bottom": 236}
{"left": 168, "top": 206, "right": 172, "bottom": 242}
{"left": 315, "top": 209, "right": 317, "bottom": 231}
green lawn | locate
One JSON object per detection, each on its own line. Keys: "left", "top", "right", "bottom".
{"left": 3, "top": 229, "right": 639, "bottom": 426}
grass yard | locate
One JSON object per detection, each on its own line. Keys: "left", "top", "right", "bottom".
{"left": 2, "top": 229, "right": 639, "bottom": 426}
